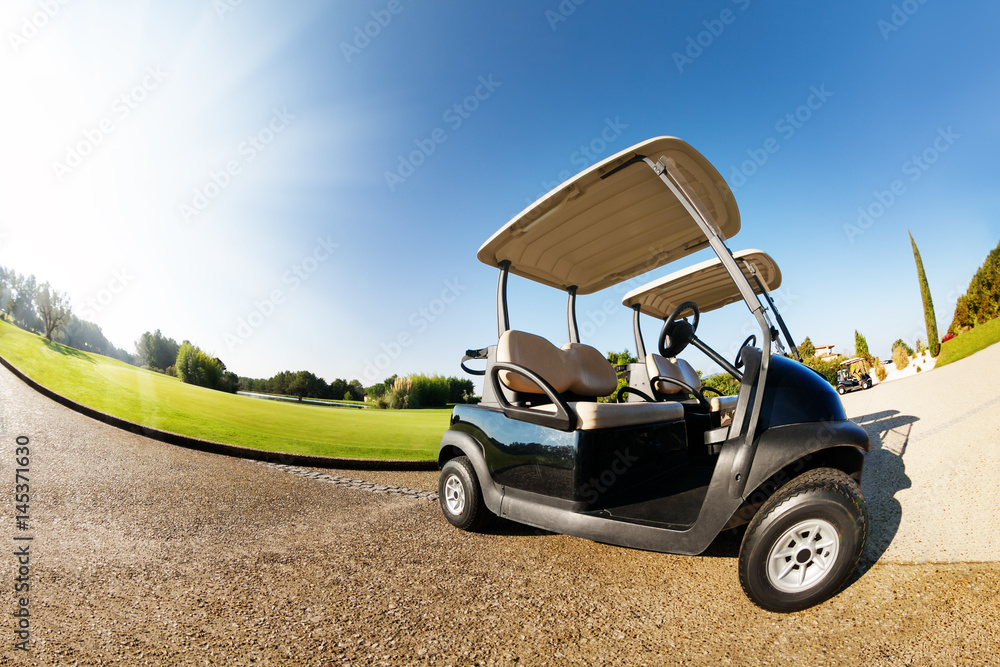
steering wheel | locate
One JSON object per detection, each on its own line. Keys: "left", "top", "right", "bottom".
{"left": 734, "top": 334, "right": 757, "bottom": 369}
{"left": 658, "top": 301, "right": 700, "bottom": 358}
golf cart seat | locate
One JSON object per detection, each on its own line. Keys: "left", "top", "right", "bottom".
{"left": 646, "top": 353, "right": 739, "bottom": 414}
{"left": 496, "top": 330, "right": 684, "bottom": 430}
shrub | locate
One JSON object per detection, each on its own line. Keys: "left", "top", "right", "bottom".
{"left": 942, "top": 332, "right": 956, "bottom": 343}
{"left": 803, "top": 356, "right": 839, "bottom": 385}
{"left": 892, "top": 346, "right": 910, "bottom": 371}
{"left": 701, "top": 372, "right": 741, "bottom": 396}
{"left": 915, "top": 338, "right": 926, "bottom": 355}
{"left": 409, "top": 374, "right": 450, "bottom": 408}
{"left": 892, "top": 339, "right": 915, "bottom": 356}
{"left": 875, "top": 363, "right": 887, "bottom": 382}
{"left": 916, "top": 366, "right": 922, "bottom": 373}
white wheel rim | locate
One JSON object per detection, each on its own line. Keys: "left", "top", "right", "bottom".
{"left": 443, "top": 474, "right": 466, "bottom": 516}
{"left": 766, "top": 519, "right": 841, "bottom": 594}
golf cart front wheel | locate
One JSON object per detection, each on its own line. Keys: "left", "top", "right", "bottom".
{"left": 837, "top": 386, "right": 846, "bottom": 395}
{"left": 739, "top": 468, "right": 868, "bottom": 613}
{"left": 439, "top": 456, "right": 495, "bottom": 532}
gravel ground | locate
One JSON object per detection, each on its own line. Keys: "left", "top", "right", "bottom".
{"left": 1, "top": 350, "right": 999, "bottom": 665}
{"left": 842, "top": 340, "right": 1000, "bottom": 563}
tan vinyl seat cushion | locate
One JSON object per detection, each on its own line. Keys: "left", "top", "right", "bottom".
{"left": 709, "top": 395, "right": 739, "bottom": 413}
{"left": 646, "top": 354, "right": 702, "bottom": 395}
{"left": 646, "top": 353, "right": 738, "bottom": 413}
{"left": 497, "top": 330, "right": 618, "bottom": 397}
{"left": 530, "top": 401, "right": 685, "bottom": 430}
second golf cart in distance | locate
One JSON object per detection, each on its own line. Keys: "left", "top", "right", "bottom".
{"left": 437, "top": 136, "right": 870, "bottom": 613}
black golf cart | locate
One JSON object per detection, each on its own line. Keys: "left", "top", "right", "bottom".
{"left": 836, "top": 358, "right": 872, "bottom": 395}
{"left": 438, "top": 137, "right": 869, "bottom": 612}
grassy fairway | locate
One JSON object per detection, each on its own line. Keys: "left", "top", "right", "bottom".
{"left": 0, "top": 320, "right": 446, "bottom": 460}
{"left": 936, "top": 317, "right": 1000, "bottom": 368}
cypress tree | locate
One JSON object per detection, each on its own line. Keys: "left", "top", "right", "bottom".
{"left": 909, "top": 231, "right": 940, "bottom": 356}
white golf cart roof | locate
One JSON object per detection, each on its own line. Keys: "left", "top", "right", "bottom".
{"left": 622, "top": 250, "right": 782, "bottom": 318}
{"left": 478, "top": 137, "right": 740, "bottom": 295}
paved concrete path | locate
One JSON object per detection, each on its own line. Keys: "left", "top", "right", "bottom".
{"left": 842, "top": 342, "right": 1000, "bottom": 563}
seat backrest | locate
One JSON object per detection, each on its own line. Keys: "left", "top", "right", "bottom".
{"left": 646, "top": 353, "right": 701, "bottom": 395}
{"left": 496, "top": 330, "right": 617, "bottom": 397}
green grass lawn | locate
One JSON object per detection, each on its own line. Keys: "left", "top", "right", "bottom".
{"left": 935, "top": 317, "right": 1000, "bottom": 368}
{"left": 0, "top": 320, "right": 446, "bottom": 460}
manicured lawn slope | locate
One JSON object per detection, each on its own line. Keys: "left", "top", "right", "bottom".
{"left": 0, "top": 320, "right": 445, "bottom": 460}
{"left": 936, "top": 317, "right": 1000, "bottom": 368}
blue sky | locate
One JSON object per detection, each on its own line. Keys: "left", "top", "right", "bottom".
{"left": 2, "top": 1, "right": 998, "bottom": 386}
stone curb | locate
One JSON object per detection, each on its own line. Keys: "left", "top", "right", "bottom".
{"left": 254, "top": 461, "right": 439, "bottom": 501}
{"left": 0, "top": 353, "right": 438, "bottom": 471}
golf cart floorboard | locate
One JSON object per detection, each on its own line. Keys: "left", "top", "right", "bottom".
{"left": 589, "top": 463, "right": 714, "bottom": 529}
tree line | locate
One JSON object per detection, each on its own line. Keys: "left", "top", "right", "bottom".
{"left": 0, "top": 266, "right": 133, "bottom": 362}
{"left": 949, "top": 236, "right": 1000, "bottom": 334}
{"left": 1, "top": 266, "right": 478, "bottom": 407}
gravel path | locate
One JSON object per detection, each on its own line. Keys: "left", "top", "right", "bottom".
{"left": 1, "top": 354, "right": 998, "bottom": 665}
{"left": 841, "top": 341, "right": 1000, "bottom": 563}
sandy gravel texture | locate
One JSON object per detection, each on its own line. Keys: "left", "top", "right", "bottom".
{"left": 1, "top": 349, "right": 998, "bottom": 665}
{"left": 841, "top": 341, "right": 1000, "bottom": 563}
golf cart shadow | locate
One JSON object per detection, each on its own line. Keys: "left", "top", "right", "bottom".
{"left": 850, "top": 410, "right": 916, "bottom": 571}
{"left": 696, "top": 410, "right": 917, "bottom": 563}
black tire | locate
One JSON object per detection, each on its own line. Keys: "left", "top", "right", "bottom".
{"left": 739, "top": 468, "right": 868, "bottom": 613}
{"left": 837, "top": 385, "right": 846, "bottom": 395}
{"left": 439, "top": 456, "right": 496, "bottom": 532}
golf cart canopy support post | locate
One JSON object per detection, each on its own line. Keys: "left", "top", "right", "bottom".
{"left": 496, "top": 260, "right": 511, "bottom": 338}
{"left": 567, "top": 286, "right": 580, "bottom": 343}
{"left": 747, "top": 268, "right": 801, "bottom": 362}
{"left": 632, "top": 305, "right": 646, "bottom": 360}
{"left": 641, "top": 155, "right": 773, "bottom": 499}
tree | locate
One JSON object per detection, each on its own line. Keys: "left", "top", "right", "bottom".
{"left": 948, "top": 237, "right": 1000, "bottom": 334}
{"left": 854, "top": 331, "right": 869, "bottom": 360}
{"left": 797, "top": 337, "right": 816, "bottom": 360}
{"left": 36, "top": 282, "right": 70, "bottom": 341}
{"left": 447, "top": 376, "right": 475, "bottom": 404}
{"left": 135, "top": 330, "right": 180, "bottom": 372}
{"left": 854, "top": 330, "right": 876, "bottom": 369}
{"left": 909, "top": 231, "right": 940, "bottom": 356}
{"left": 175, "top": 341, "right": 230, "bottom": 391}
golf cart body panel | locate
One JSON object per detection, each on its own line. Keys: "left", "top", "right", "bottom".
{"left": 477, "top": 137, "right": 740, "bottom": 295}
{"left": 438, "top": 135, "right": 870, "bottom": 609}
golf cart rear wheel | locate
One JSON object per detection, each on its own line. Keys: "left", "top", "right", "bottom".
{"left": 739, "top": 468, "right": 868, "bottom": 613}
{"left": 837, "top": 386, "right": 846, "bottom": 395}
{"left": 439, "top": 456, "right": 496, "bottom": 532}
